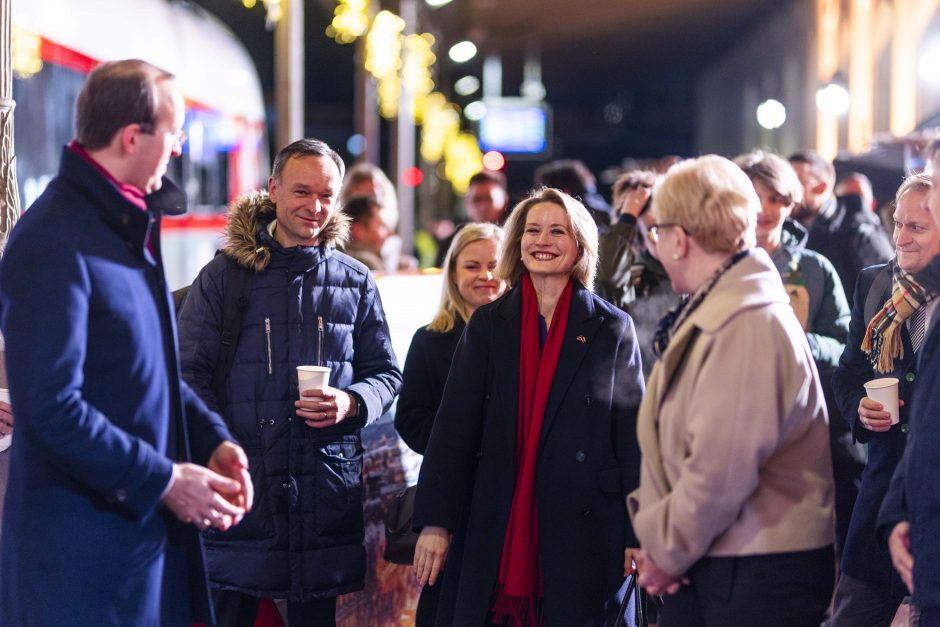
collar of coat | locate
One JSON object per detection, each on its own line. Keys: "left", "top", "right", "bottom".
{"left": 222, "top": 190, "right": 350, "bottom": 272}
{"left": 654, "top": 248, "right": 788, "bottom": 388}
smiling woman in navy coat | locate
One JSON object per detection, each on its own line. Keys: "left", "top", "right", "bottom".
{"left": 412, "top": 188, "right": 644, "bottom": 627}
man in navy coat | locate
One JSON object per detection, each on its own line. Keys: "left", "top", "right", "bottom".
{"left": 881, "top": 140, "right": 940, "bottom": 624}
{"left": 0, "top": 59, "right": 253, "bottom": 626}
{"left": 830, "top": 173, "right": 939, "bottom": 626}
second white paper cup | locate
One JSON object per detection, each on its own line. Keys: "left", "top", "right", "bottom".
{"left": 863, "top": 377, "right": 900, "bottom": 425}
{"left": 297, "top": 366, "right": 331, "bottom": 399}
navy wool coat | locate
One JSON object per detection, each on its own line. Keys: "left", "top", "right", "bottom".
{"left": 413, "top": 281, "right": 644, "bottom": 627}
{"left": 178, "top": 191, "right": 402, "bottom": 601}
{"left": 0, "top": 147, "right": 233, "bottom": 626}
{"left": 879, "top": 253, "right": 940, "bottom": 609}
{"left": 831, "top": 263, "right": 910, "bottom": 597}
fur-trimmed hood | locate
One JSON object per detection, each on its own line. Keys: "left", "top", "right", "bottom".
{"left": 222, "top": 190, "right": 350, "bottom": 272}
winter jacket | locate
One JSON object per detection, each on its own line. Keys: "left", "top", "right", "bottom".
{"left": 394, "top": 319, "right": 465, "bottom": 454}
{"left": 178, "top": 191, "right": 401, "bottom": 601}
{"left": 832, "top": 263, "right": 910, "bottom": 597}
{"left": 596, "top": 215, "right": 679, "bottom": 378}
{"left": 878, "top": 253, "right": 940, "bottom": 609}
{"left": 0, "top": 147, "right": 233, "bottom": 626}
{"left": 772, "top": 219, "right": 850, "bottom": 369}
{"left": 804, "top": 194, "right": 894, "bottom": 299}
{"left": 413, "top": 281, "right": 644, "bottom": 626}
{"left": 629, "top": 249, "right": 834, "bottom": 576}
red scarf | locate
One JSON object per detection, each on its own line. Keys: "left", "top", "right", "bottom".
{"left": 490, "top": 273, "right": 573, "bottom": 626}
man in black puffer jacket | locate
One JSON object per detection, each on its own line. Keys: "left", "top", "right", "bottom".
{"left": 178, "top": 138, "right": 402, "bottom": 626}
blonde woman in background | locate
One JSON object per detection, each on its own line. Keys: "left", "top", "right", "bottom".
{"left": 395, "top": 223, "right": 506, "bottom": 626}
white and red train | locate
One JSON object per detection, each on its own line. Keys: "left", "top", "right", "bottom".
{"left": 12, "top": 0, "right": 268, "bottom": 288}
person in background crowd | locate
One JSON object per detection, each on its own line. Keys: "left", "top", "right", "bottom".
{"left": 339, "top": 162, "right": 414, "bottom": 272}
{"left": 735, "top": 150, "right": 856, "bottom": 558}
{"left": 434, "top": 170, "right": 510, "bottom": 267}
{"left": 412, "top": 188, "right": 644, "bottom": 626}
{"left": 178, "top": 138, "right": 402, "bottom": 627}
{"left": 788, "top": 150, "right": 894, "bottom": 297}
{"left": 830, "top": 173, "right": 938, "bottom": 626}
{"left": 630, "top": 156, "right": 834, "bottom": 627}
{"left": 395, "top": 222, "right": 506, "bottom": 626}
{"left": 596, "top": 169, "right": 678, "bottom": 378}
{"left": 0, "top": 59, "right": 252, "bottom": 626}
{"left": 343, "top": 194, "right": 392, "bottom": 272}
{"left": 534, "top": 159, "right": 613, "bottom": 233}
{"left": 340, "top": 162, "right": 399, "bottom": 234}
{"left": 835, "top": 172, "right": 877, "bottom": 214}
{"left": 880, "top": 139, "right": 940, "bottom": 625}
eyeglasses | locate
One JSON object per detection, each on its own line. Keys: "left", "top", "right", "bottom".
{"left": 647, "top": 223, "right": 685, "bottom": 244}
{"left": 138, "top": 122, "right": 187, "bottom": 147}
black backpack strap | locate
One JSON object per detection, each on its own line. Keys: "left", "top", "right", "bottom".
{"left": 210, "top": 255, "right": 253, "bottom": 401}
{"left": 863, "top": 265, "right": 892, "bottom": 326}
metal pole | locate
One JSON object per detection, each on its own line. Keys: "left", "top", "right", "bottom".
{"left": 396, "top": 0, "right": 416, "bottom": 255}
{"left": 275, "top": 0, "right": 304, "bottom": 149}
{"left": 0, "top": 0, "right": 19, "bottom": 253}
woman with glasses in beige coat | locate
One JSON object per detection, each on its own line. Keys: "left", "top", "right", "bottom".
{"left": 628, "top": 156, "right": 835, "bottom": 627}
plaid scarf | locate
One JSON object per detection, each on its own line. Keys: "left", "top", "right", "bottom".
{"left": 862, "top": 262, "right": 931, "bottom": 374}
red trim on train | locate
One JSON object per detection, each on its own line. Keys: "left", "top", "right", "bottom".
{"left": 40, "top": 39, "right": 98, "bottom": 74}
{"left": 162, "top": 214, "right": 229, "bottom": 231}
{"left": 37, "top": 37, "right": 216, "bottom": 113}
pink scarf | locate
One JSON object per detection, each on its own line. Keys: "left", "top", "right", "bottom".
{"left": 490, "top": 273, "right": 573, "bottom": 626}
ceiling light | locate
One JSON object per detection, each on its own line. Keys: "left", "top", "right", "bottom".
{"left": 448, "top": 41, "right": 477, "bottom": 63}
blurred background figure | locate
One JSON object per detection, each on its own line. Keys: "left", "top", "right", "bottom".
{"left": 395, "top": 222, "right": 506, "bottom": 626}
{"left": 830, "top": 173, "right": 938, "bottom": 626}
{"left": 788, "top": 150, "right": 894, "bottom": 298}
{"left": 630, "top": 155, "right": 834, "bottom": 627}
{"left": 736, "top": 150, "right": 856, "bottom": 562}
{"left": 835, "top": 172, "right": 876, "bottom": 214}
{"left": 340, "top": 162, "right": 399, "bottom": 232}
{"left": 596, "top": 169, "right": 678, "bottom": 378}
{"left": 413, "top": 188, "right": 644, "bottom": 626}
{"left": 344, "top": 195, "right": 391, "bottom": 272}
{"left": 339, "top": 163, "right": 417, "bottom": 272}
{"left": 534, "top": 159, "right": 613, "bottom": 234}
{"left": 434, "top": 170, "right": 510, "bottom": 267}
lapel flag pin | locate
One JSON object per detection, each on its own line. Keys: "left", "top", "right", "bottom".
{"left": 576, "top": 335, "right": 587, "bottom": 344}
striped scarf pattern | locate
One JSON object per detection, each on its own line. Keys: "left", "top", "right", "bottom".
{"left": 862, "top": 264, "right": 930, "bottom": 374}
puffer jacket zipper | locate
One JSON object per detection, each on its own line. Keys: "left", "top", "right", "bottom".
{"left": 264, "top": 317, "right": 273, "bottom": 375}
{"left": 317, "top": 316, "right": 324, "bottom": 366}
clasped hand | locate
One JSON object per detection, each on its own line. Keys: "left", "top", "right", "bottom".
{"left": 635, "top": 549, "right": 689, "bottom": 595}
{"left": 296, "top": 387, "right": 355, "bottom": 428}
{"left": 163, "top": 440, "right": 253, "bottom": 531}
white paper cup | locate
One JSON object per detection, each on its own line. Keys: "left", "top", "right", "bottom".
{"left": 0, "top": 388, "right": 10, "bottom": 452}
{"left": 864, "top": 377, "right": 900, "bottom": 425}
{"left": 297, "top": 366, "right": 331, "bottom": 399}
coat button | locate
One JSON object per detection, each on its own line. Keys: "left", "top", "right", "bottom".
{"left": 115, "top": 488, "right": 128, "bottom": 502}
{"left": 584, "top": 395, "right": 593, "bottom": 406}
{"left": 901, "top": 423, "right": 910, "bottom": 433}
{"left": 581, "top": 509, "right": 592, "bottom": 518}
{"left": 282, "top": 482, "right": 290, "bottom": 489}
{"left": 906, "top": 372, "right": 915, "bottom": 382}
{"left": 575, "top": 450, "right": 586, "bottom": 463}
{"left": 120, "top": 215, "right": 130, "bottom": 226}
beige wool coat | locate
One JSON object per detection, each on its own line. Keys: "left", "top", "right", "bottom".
{"left": 628, "top": 249, "right": 835, "bottom": 577}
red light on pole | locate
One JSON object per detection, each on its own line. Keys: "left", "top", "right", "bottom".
{"left": 482, "top": 150, "right": 505, "bottom": 171}
{"left": 401, "top": 166, "right": 424, "bottom": 187}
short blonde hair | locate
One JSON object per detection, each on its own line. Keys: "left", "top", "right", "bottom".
{"left": 496, "top": 188, "right": 599, "bottom": 290}
{"left": 734, "top": 150, "right": 803, "bottom": 206}
{"left": 427, "top": 223, "right": 505, "bottom": 333}
{"left": 652, "top": 155, "right": 758, "bottom": 254}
